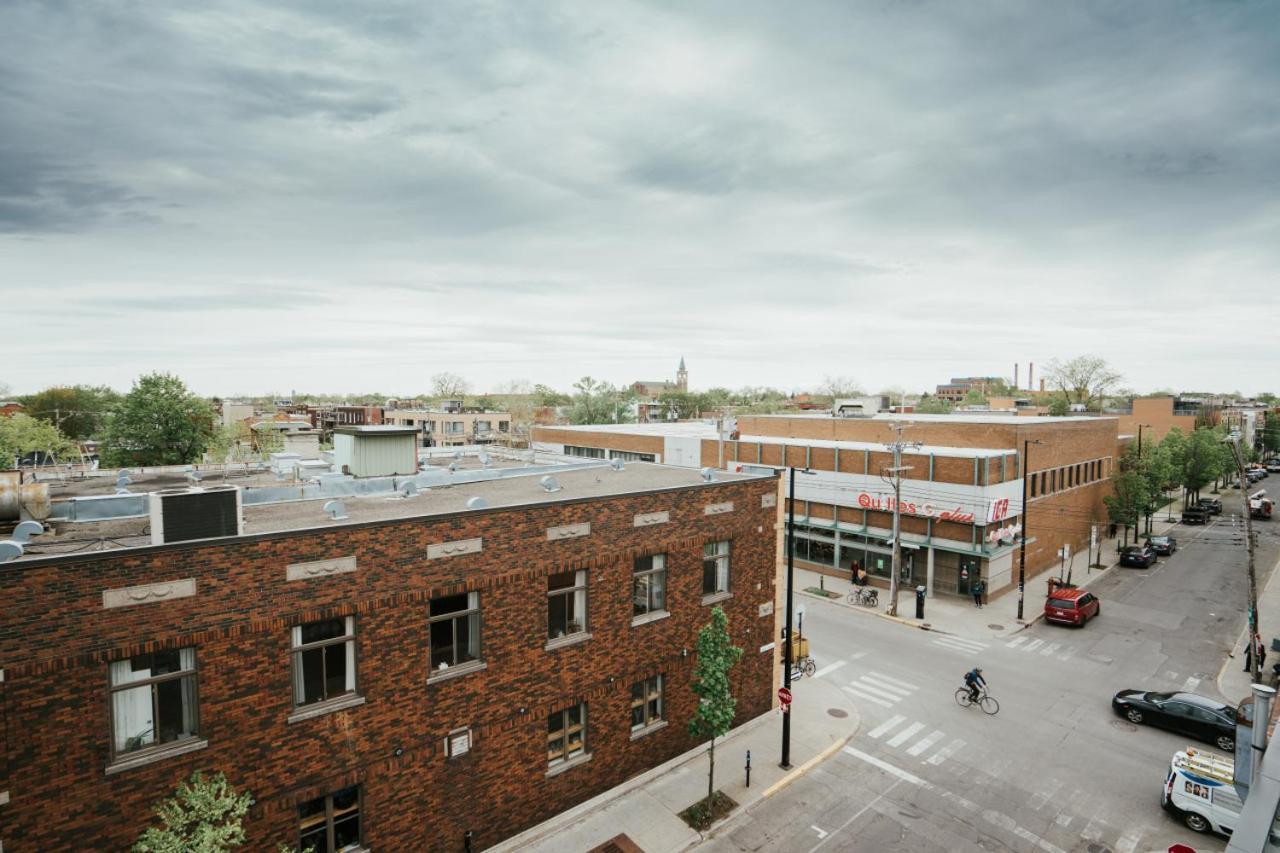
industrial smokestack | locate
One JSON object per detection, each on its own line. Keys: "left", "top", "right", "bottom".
{"left": 1040, "top": 378, "right": 1045, "bottom": 392}
{"left": 1028, "top": 362, "right": 1034, "bottom": 392}
{"left": 1014, "top": 364, "right": 1019, "bottom": 390}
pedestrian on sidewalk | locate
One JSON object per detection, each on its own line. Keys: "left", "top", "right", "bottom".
{"left": 971, "top": 579, "right": 984, "bottom": 609}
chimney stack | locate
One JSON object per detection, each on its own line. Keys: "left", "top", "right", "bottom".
{"left": 1040, "top": 378, "right": 1045, "bottom": 392}
{"left": 1014, "top": 364, "right": 1020, "bottom": 390}
{"left": 1028, "top": 362, "right": 1034, "bottom": 393}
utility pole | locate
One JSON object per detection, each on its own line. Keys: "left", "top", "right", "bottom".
{"left": 884, "top": 423, "right": 922, "bottom": 617}
{"left": 1228, "top": 433, "right": 1262, "bottom": 684}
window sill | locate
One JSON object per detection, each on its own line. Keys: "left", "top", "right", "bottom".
{"left": 701, "top": 591, "right": 733, "bottom": 606}
{"left": 546, "top": 632, "right": 592, "bottom": 651}
{"left": 288, "top": 693, "right": 366, "bottom": 724}
{"left": 106, "top": 737, "right": 208, "bottom": 775}
{"left": 427, "top": 660, "right": 487, "bottom": 684}
{"left": 546, "top": 751, "right": 593, "bottom": 778}
{"left": 631, "top": 610, "right": 670, "bottom": 628}
{"left": 630, "top": 720, "right": 668, "bottom": 741}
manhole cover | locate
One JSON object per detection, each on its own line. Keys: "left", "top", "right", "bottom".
{"left": 827, "top": 708, "right": 849, "bottom": 718}
{"left": 987, "top": 624, "right": 1004, "bottom": 630}
{"left": 1111, "top": 719, "right": 1137, "bottom": 732}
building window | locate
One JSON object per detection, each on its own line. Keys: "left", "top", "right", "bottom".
{"left": 299, "top": 786, "right": 361, "bottom": 853}
{"left": 429, "top": 592, "right": 481, "bottom": 671}
{"left": 702, "top": 540, "right": 731, "bottom": 596}
{"left": 475, "top": 420, "right": 491, "bottom": 433}
{"left": 633, "top": 554, "right": 667, "bottom": 618}
{"left": 1029, "top": 473, "right": 1038, "bottom": 498}
{"left": 548, "top": 570, "right": 588, "bottom": 640}
{"left": 1050, "top": 470, "right": 1057, "bottom": 493}
{"left": 110, "top": 649, "right": 199, "bottom": 757}
{"left": 564, "top": 445, "right": 607, "bottom": 459}
{"left": 630, "top": 675, "right": 663, "bottom": 731}
{"left": 292, "top": 617, "right": 356, "bottom": 706}
{"left": 609, "top": 449, "right": 657, "bottom": 463}
{"left": 1039, "top": 471, "right": 1047, "bottom": 495}
{"left": 446, "top": 421, "right": 464, "bottom": 435}
{"left": 547, "top": 704, "right": 587, "bottom": 766}
{"left": 499, "top": 421, "right": 509, "bottom": 432}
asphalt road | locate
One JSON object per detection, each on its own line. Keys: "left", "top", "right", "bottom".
{"left": 703, "top": 511, "right": 1280, "bottom": 853}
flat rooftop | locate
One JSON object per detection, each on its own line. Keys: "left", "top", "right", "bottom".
{"left": 12, "top": 463, "right": 769, "bottom": 564}
{"left": 746, "top": 413, "right": 1115, "bottom": 426}
{"left": 545, "top": 422, "right": 718, "bottom": 437}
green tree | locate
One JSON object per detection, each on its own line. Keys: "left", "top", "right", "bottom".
{"left": 1104, "top": 456, "right": 1148, "bottom": 546}
{"left": 688, "top": 606, "right": 743, "bottom": 809}
{"left": 569, "top": 376, "right": 632, "bottom": 425}
{"left": 961, "top": 389, "right": 987, "bottom": 407}
{"left": 1262, "top": 418, "right": 1280, "bottom": 455}
{"left": 430, "top": 372, "right": 469, "bottom": 399}
{"left": 1044, "top": 355, "right": 1122, "bottom": 411}
{"left": 0, "top": 413, "right": 78, "bottom": 469}
{"left": 915, "top": 395, "right": 953, "bottom": 414}
{"left": 533, "top": 384, "right": 571, "bottom": 407}
{"left": 1046, "top": 396, "right": 1070, "bottom": 417}
{"left": 20, "top": 384, "right": 122, "bottom": 440}
{"left": 133, "top": 771, "right": 252, "bottom": 853}
{"left": 103, "top": 373, "right": 217, "bottom": 467}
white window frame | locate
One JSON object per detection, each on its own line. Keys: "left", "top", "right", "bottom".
{"left": 291, "top": 616, "right": 357, "bottom": 707}
{"left": 632, "top": 553, "right": 668, "bottom": 621}
{"left": 547, "top": 570, "right": 588, "bottom": 645}
{"left": 630, "top": 674, "right": 664, "bottom": 734}
{"left": 702, "top": 540, "right": 731, "bottom": 600}
{"left": 428, "top": 591, "right": 483, "bottom": 676}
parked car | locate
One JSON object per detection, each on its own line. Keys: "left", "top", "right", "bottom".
{"left": 1267, "top": 462, "right": 1280, "bottom": 473}
{"left": 1146, "top": 535, "right": 1177, "bottom": 556}
{"left": 1182, "top": 507, "right": 1210, "bottom": 525}
{"left": 1112, "top": 690, "right": 1237, "bottom": 751}
{"left": 1197, "top": 497, "right": 1223, "bottom": 515}
{"left": 1120, "top": 544, "right": 1157, "bottom": 568}
{"left": 1044, "top": 588, "right": 1100, "bottom": 626}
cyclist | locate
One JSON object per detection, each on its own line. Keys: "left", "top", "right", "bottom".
{"left": 963, "top": 666, "right": 986, "bottom": 702}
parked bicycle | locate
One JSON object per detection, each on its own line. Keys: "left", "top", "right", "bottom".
{"left": 790, "top": 655, "right": 817, "bottom": 680}
{"left": 848, "top": 587, "right": 879, "bottom": 608}
{"left": 954, "top": 686, "right": 1000, "bottom": 715}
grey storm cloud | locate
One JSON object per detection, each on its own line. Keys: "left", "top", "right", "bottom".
{"left": 2, "top": 0, "right": 1279, "bottom": 395}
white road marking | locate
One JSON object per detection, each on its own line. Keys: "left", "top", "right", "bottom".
{"left": 886, "top": 722, "right": 925, "bottom": 747}
{"left": 848, "top": 678, "right": 911, "bottom": 702}
{"left": 982, "top": 810, "right": 1068, "bottom": 853}
{"left": 933, "top": 636, "right": 988, "bottom": 654}
{"left": 848, "top": 650, "right": 868, "bottom": 660}
{"left": 1053, "top": 813, "right": 1072, "bottom": 828}
{"left": 1040, "top": 642, "right": 1061, "bottom": 656}
{"left": 810, "top": 825, "right": 828, "bottom": 840}
{"left": 926, "top": 738, "right": 966, "bottom": 765}
{"left": 813, "top": 660, "right": 848, "bottom": 678}
{"left": 867, "top": 715, "right": 907, "bottom": 739}
{"left": 906, "top": 729, "right": 946, "bottom": 756}
{"left": 1023, "top": 638, "right": 1045, "bottom": 652}
{"left": 1006, "top": 636, "right": 1028, "bottom": 648}
{"left": 808, "top": 780, "right": 902, "bottom": 853}
{"left": 840, "top": 685, "right": 894, "bottom": 707}
{"left": 1114, "top": 828, "right": 1141, "bottom": 853}
{"left": 865, "top": 671, "right": 920, "bottom": 691}
{"left": 1181, "top": 675, "right": 1201, "bottom": 692}
{"left": 1079, "top": 814, "right": 1105, "bottom": 841}
{"left": 842, "top": 747, "right": 927, "bottom": 785}
{"left": 1028, "top": 779, "right": 1061, "bottom": 810}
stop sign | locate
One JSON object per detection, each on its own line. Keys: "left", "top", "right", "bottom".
{"left": 1167, "top": 844, "right": 1196, "bottom": 853}
{"left": 778, "top": 686, "right": 792, "bottom": 705}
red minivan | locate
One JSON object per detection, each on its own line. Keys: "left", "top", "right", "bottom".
{"left": 1044, "top": 588, "right": 1100, "bottom": 627}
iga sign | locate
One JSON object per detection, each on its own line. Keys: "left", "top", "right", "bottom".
{"left": 855, "top": 493, "right": 975, "bottom": 524}
{"left": 987, "top": 497, "right": 1012, "bottom": 523}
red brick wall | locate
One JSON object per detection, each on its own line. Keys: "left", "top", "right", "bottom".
{"left": 0, "top": 478, "right": 777, "bottom": 852}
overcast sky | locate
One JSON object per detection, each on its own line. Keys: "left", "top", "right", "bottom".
{"left": 3, "top": 1, "right": 1278, "bottom": 398}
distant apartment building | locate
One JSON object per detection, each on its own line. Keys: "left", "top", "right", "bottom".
{"left": 383, "top": 408, "right": 512, "bottom": 447}
{"left": 535, "top": 412, "right": 1117, "bottom": 600}
{"left": 934, "top": 376, "right": 1004, "bottom": 404}
{"left": 0, "top": 458, "right": 778, "bottom": 850}
{"left": 1113, "top": 396, "right": 1199, "bottom": 445}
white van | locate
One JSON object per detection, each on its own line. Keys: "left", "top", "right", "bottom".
{"left": 1162, "top": 748, "right": 1242, "bottom": 836}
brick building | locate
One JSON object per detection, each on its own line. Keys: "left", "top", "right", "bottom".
{"left": 0, "top": 462, "right": 778, "bottom": 851}
{"left": 1114, "top": 396, "right": 1198, "bottom": 445}
{"left": 381, "top": 408, "right": 513, "bottom": 447}
{"left": 534, "top": 413, "right": 1118, "bottom": 599}
{"left": 934, "top": 376, "right": 1004, "bottom": 404}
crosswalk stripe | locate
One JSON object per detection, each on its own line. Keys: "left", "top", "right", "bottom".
{"left": 933, "top": 637, "right": 987, "bottom": 653}
{"left": 1040, "top": 642, "right": 1061, "bottom": 656}
{"left": 1181, "top": 675, "right": 1201, "bottom": 692}
{"left": 813, "top": 660, "right": 848, "bottom": 678}
{"left": 886, "top": 722, "right": 925, "bottom": 748}
{"left": 926, "top": 738, "right": 965, "bottom": 765}
{"left": 865, "top": 671, "right": 920, "bottom": 691}
{"left": 867, "top": 714, "right": 907, "bottom": 739}
{"left": 848, "top": 650, "right": 868, "bottom": 660}
{"left": 1023, "top": 638, "right": 1044, "bottom": 652}
{"left": 906, "top": 729, "right": 946, "bottom": 756}
{"left": 1114, "top": 828, "right": 1141, "bottom": 853}
{"left": 842, "top": 746, "right": 927, "bottom": 786}
{"left": 841, "top": 684, "right": 894, "bottom": 707}
{"left": 1006, "top": 636, "right": 1028, "bottom": 648}
{"left": 848, "top": 679, "right": 910, "bottom": 702}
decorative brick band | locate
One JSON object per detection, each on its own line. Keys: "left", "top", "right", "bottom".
{"left": 703, "top": 502, "right": 734, "bottom": 516}
{"left": 286, "top": 555, "right": 357, "bottom": 581}
{"left": 633, "top": 511, "right": 670, "bottom": 527}
{"left": 102, "top": 579, "right": 197, "bottom": 609}
{"left": 427, "top": 538, "right": 483, "bottom": 559}
{"left": 546, "top": 523, "right": 590, "bottom": 541}
{"left": 761, "top": 493, "right": 777, "bottom": 508}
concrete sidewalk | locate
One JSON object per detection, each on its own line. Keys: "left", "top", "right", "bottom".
{"left": 1217, "top": 541, "right": 1280, "bottom": 703}
{"left": 794, "top": 511, "right": 1187, "bottom": 641}
{"left": 487, "top": 675, "right": 860, "bottom": 853}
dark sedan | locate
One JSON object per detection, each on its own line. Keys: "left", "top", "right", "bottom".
{"left": 1197, "top": 498, "right": 1223, "bottom": 515}
{"left": 1112, "top": 690, "right": 1236, "bottom": 751}
{"left": 1120, "top": 544, "right": 1156, "bottom": 568}
{"left": 1146, "top": 535, "right": 1177, "bottom": 556}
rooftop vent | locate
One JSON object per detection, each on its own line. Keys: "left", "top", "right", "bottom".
{"left": 467, "top": 496, "right": 488, "bottom": 510}
{"left": 12, "top": 520, "right": 43, "bottom": 544}
{"left": 323, "top": 499, "right": 348, "bottom": 520}
{"left": 540, "top": 476, "right": 561, "bottom": 493}
{"left": 400, "top": 482, "right": 418, "bottom": 498}
{"left": 149, "top": 485, "right": 243, "bottom": 545}
{"left": 610, "top": 459, "right": 625, "bottom": 471}
{"left": 0, "top": 541, "right": 22, "bottom": 563}
{"left": 700, "top": 467, "right": 716, "bottom": 483}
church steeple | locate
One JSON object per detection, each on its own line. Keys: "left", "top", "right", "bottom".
{"left": 676, "top": 356, "right": 688, "bottom": 392}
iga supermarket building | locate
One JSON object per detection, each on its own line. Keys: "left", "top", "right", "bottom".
{"left": 533, "top": 414, "right": 1118, "bottom": 599}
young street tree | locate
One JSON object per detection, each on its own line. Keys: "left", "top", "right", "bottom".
{"left": 103, "top": 373, "right": 217, "bottom": 467}
{"left": 1044, "top": 355, "right": 1122, "bottom": 411}
{"left": 133, "top": 771, "right": 252, "bottom": 853}
{"left": 0, "top": 413, "right": 78, "bottom": 469}
{"left": 1104, "top": 458, "right": 1148, "bottom": 546}
{"left": 688, "top": 605, "right": 743, "bottom": 812}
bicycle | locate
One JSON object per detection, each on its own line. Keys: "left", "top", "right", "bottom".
{"left": 954, "top": 686, "right": 999, "bottom": 715}
{"left": 848, "top": 587, "right": 879, "bottom": 608}
{"left": 790, "top": 656, "right": 817, "bottom": 680}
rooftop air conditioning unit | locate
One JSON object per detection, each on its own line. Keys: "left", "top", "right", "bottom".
{"left": 149, "top": 485, "right": 244, "bottom": 545}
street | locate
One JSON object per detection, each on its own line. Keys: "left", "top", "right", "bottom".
{"left": 704, "top": 509, "right": 1280, "bottom": 853}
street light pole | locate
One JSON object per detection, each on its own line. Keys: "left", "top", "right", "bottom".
{"left": 781, "top": 465, "right": 796, "bottom": 769}
{"left": 1017, "top": 438, "right": 1041, "bottom": 622}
